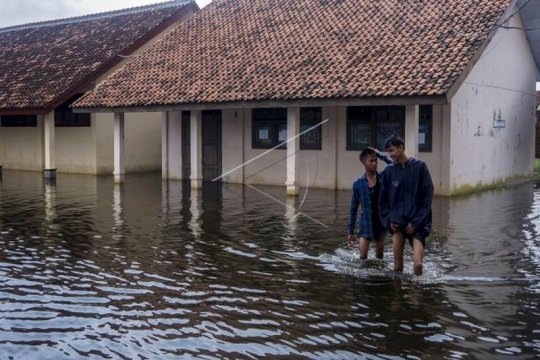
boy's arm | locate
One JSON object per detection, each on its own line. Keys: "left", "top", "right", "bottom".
{"left": 377, "top": 153, "right": 393, "bottom": 165}
{"left": 411, "top": 163, "right": 434, "bottom": 229}
{"left": 348, "top": 182, "right": 360, "bottom": 235}
{"left": 378, "top": 170, "right": 391, "bottom": 228}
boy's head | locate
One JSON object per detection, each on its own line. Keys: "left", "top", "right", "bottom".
{"left": 359, "top": 147, "right": 378, "bottom": 172}
{"left": 384, "top": 134, "right": 405, "bottom": 161}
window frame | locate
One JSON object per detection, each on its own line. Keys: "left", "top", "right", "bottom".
{"left": 0, "top": 115, "right": 38, "bottom": 127}
{"left": 346, "top": 106, "right": 405, "bottom": 151}
{"left": 251, "top": 108, "right": 287, "bottom": 150}
{"left": 300, "top": 107, "right": 322, "bottom": 151}
{"left": 418, "top": 105, "right": 433, "bottom": 153}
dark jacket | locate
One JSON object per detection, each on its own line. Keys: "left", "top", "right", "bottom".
{"left": 379, "top": 158, "right": 434, "bottom": 234}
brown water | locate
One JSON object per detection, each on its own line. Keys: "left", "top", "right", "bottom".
{"left": 0, "top": 171, "right": 538, "bottom": 359}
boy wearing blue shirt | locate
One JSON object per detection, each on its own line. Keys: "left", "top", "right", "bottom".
{"left": 379, "top": 135, "right": 434, "bottom": 276}
{"left": 347, "top": 147, "right": 393, "bottom": 259}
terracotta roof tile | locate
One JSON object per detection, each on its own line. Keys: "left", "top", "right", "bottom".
{"left": 0, "top": 0, "right": 194, "bottom": 113}
{"left": 75, "top": 0, "right": 512, "bottom": 109}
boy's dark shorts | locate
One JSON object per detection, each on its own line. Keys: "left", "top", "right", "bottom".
{"left": 362, "top": 229, "right": 386, "bottom": 242}
{"left": 389, "top": 228, "right": 427, "bottom": 247}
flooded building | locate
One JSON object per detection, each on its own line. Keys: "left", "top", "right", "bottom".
{"left": 74, "top": 0, "right": 538, "bottom": 195}
{"left": 0, "top": 0, "right": 198, "bottom": 178}
{"left": 536, "top": 92, "right": 540, "bottom": 158}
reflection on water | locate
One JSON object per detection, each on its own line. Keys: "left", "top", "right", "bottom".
{"left": 0, "top": 171, "right": 538, "bottom": 359}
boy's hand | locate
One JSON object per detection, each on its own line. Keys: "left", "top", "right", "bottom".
{"left": 405, "top": 223, "right": 415, "bottom": 235}
{"left": 368, "top": 146, "right": 380, "bottom": 155}
{"left": 347, "top": 234, "right": 357, "bottom": 246}
{"left": 390, "top": 223, "right": 398, "bottom": 233}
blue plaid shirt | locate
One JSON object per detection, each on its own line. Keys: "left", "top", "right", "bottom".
{"left": 348, "top": 154, "right": 392, "bottom": 238}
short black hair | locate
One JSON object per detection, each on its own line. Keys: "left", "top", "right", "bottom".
{"left": 359, "top": 147, "right": 377, "bottom": 162}
{"left": 384, "top": 134, "right": 405, "bottom": 150}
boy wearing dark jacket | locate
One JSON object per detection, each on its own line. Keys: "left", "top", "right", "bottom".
{"left": 379, "top": 135, "right": 433, "bottom": 276}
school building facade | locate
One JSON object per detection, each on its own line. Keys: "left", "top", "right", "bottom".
{"left": 0, "top": 0, "right": 198, "bottom": 177}
{"left": 74, "top": 0, "right": 539, "bottom": 196}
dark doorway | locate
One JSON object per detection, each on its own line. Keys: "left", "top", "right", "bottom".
{"left": 202, "top": 110, "right": 222, "bottom": 181}
{"left": 181, "top": 111, "right": 191, "bottom": 180}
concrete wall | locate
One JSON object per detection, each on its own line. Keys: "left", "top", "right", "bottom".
{"left": 94, "top": 112, "right": 162, "bottom": 174}
{"left": 243, "top": 109, "right": 286, "bottom": 186}
{"left": 336, "top": 106, "right": 367, "bottom": 190}
{"left": 297, "top": 107, "right": 339, "bottom": 189}
{"left": 233, "top": 106, "right": 348, "bottom": 188}
{"left": 449, "top": 15, "right": 537, "bottom": 194}
{"left": 0, "top": 118, "right": 43, "bottom": 171}
{"left": 536, "top": 91, "right": 540, "bottom": 158}
{"left": 222, "top": 109, "right": 245, "bottom": 184}
{"left": 214, "top": 105, "right": 445, "bottom": 193}
{"left": 0, "top": 111, "right": 161, "bottom": 175}
{"left": 417, "top": 105, "right": 448, "bottom": 195}
{"left": 56, "top": 124, "right": 97, "bottom": 173}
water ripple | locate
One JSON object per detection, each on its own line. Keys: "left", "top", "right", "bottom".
{"left": 0, "top": 173, "right": 536, "bottom": 358}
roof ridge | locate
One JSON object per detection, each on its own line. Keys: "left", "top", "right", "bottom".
{"left": 0, "top": 0, "right": 191, "bottom": 33}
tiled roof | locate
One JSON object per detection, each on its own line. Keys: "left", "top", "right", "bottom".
{"left": 75, "top": 0, "right": 512, "bottom": 109}
{"left": 0, "top": 0, "right": 195, "bottom": 113}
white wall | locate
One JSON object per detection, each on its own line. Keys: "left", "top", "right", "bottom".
{"left": 125, "top": 112, "right": 162, "bottom": 172}
{"left": 449, "top": 14, "right": 537, "bottom": 194}
{"left": 94, "top": 113, "right": 114, "bottom": 174}
{"left": 243, "top": 109, "right": 287, "bottom": 187}
{"left": 336, "top": 106, "right": 362, "bottom": 189}
{"left": 297, "top": 107, "right": 339, "bottom": 189}
{"left": 217, "top": 104, "right": 446, "bottom": 193}
{"left": 56, "top": 126, "right": 97, "bottom": 173}
{"left": 222, "top": 109, "right": 245, "bottom": 184}
{"left": 0, "top": 118, "right": 43, "bottom": 171}
{"left": 95, "top": 112, "right": 162, "bottom": 174}
{"left": 163, "top": 111, "right": 183, "bottom": 179}
{"left": 0, "top": 111, "right": 161, "bottom": 174}
{"left": 236, "top": 106, "right": 344, "bottom": 188}
{"left": 417, "top": 104, "right": 447, "bottom": 195}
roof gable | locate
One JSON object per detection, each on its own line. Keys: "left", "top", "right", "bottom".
{"left": 0, "top": 0, "right": 194, "bottom": 113}
{"left": 75, "top": 0, "right": 512, "bottom": 109}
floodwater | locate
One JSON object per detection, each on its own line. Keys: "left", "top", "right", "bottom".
{"left": 0, "top": 171, "right": 538, "bottom": 359}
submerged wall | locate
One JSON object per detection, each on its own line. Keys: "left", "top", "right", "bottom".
{"left": 0, "top": 119, "right": 44, "bottom": 171}
{"left": 216, "top": 104, "right": 446, "bottom": 194}
{"left": 449, "top": 15, "right": 537, "bottom": 195}
{"left": 0, "top": 112, "right": 162, "bottom": 175}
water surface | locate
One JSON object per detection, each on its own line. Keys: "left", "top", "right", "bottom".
{"left": 0, "top": 171, "right": 538, "bottom": 359}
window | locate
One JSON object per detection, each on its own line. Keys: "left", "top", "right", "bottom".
{"left": 300, "top": 107, "right": 322, "bottom": 150}
{"left": 55, "top": 95, "right": 91, "bottom": 127}
{"left": 1, "top": 115, "right": 37, "bottom": 127}
{"left": 347, "top": 106, "right": 405, "bottom": 151}
{"left": 419, "top": 105, "right": 433, "bottom": 152}
{"left": 252, "top": 108, "right": 287, "bottom": 149}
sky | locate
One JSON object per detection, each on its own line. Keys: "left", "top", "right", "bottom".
{"left": 0, "top": 0, "right": 212, "bottom": 27}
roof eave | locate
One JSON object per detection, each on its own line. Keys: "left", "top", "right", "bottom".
{"left": 0, "top": 108, "right": 49, "bottom": 116}
{"left": 73, "top": 94, "right": 448, "bottom": 113}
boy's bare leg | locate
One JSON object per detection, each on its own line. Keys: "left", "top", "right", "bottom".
{"left": 412, "top": 238, "right": 425, "bottom": 276}
{"left": 358, "top": 237, "right": 370, "bottom": 260}
{"left": 392, "top": 232, "right": 405, "bottom": 272}
{"left": 375, "top": 238, "right": 385, "bottom": 259}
